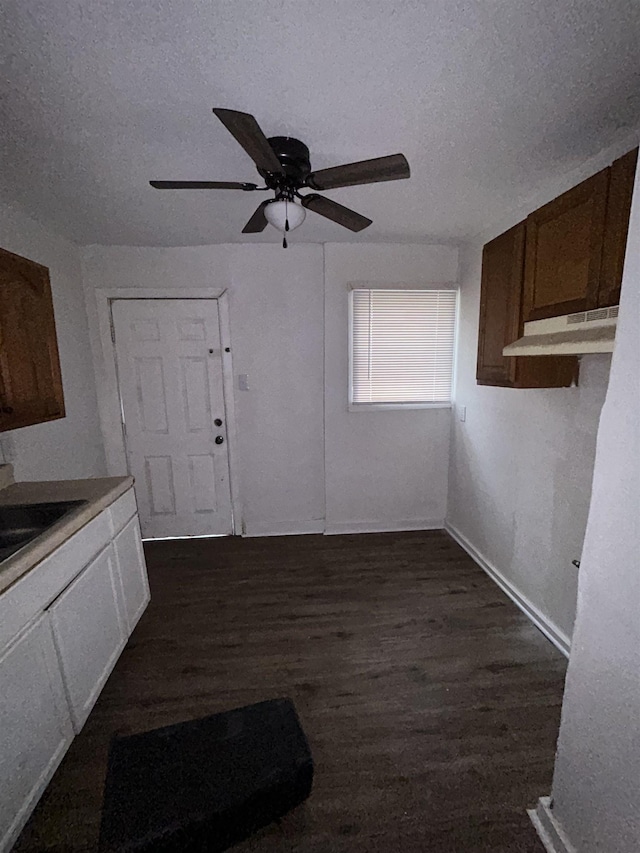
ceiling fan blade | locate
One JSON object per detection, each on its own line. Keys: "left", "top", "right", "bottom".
{"left": 150, "top": 180, "right": 259, "bottom": 190}
{"left": 242, "top": 201, "right": 270, "bottom": 233}
{"left": 213, "top": 109, "right": 284, "bottom": 174}
{"left": 300, "top": 194, "right": 372, "bottom": 232}
{"left": 306, "top": 153, "right": 410, "bottom": 190}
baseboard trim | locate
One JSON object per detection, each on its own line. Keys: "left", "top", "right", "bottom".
{"left": 243, "top": 520, "right": 326, "bottom": 537}
{"left": 528, "top": 798, "right": 577, "bottom": 853}
{"left": 444, "top": 522, "right": 571, "bottom": 658}
{"left": 325, "top": 518, "right": 444, "bottom": 535}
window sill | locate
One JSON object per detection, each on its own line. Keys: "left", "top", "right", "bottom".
{"left": 348, "top": 402, "right": 452, "bottom": 412}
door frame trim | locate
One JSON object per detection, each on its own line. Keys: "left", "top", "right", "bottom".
{"left": 94, "top": 288, "right": 242, "bottom": 535}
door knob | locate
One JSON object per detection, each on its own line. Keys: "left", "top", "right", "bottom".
{"left": 215, "top": 435, "right": 224, "bottom": 445}
{"left": 214, "top": 418, "right": 223, "bottom": 426}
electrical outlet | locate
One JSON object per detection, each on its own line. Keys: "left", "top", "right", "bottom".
{"left": 238, "top": 374, "right": 250, "bottom": 392}
{"left": 458, "top": 405, "right": 467, "bottom": 422}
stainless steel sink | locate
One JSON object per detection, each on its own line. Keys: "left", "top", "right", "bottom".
{"left": 0, "top": 500, "right": 87, "bottom": 562}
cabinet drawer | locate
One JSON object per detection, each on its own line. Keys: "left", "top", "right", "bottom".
{"left": 49, "top": 545, "right": 126, "bottom": 731}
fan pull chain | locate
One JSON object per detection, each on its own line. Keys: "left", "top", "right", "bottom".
{"left": 283, "top": 199, "right": 289, "bottom": 247}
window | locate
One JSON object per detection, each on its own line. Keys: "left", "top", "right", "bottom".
{"left": 349, "top": 288, "right": 457, "bottom": 408}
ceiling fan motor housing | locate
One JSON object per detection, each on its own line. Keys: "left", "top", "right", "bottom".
{"left": 260, "top": 137, "right": 311, "bottom": 195}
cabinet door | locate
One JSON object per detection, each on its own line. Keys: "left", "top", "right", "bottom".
{"left": 477, "top": 224, "right": 578, "bottom": 389}
{"left": 49, "top": 546, "right": 126, "bottom": 731}
{"left": 477, "top": 223, "right": 524, "bottom": 386}
{"left": 0, "top": 248, "right": 65, "bottom": 432}
{"left": 523, "top": 169, "right": 609, "bottom": 321}
{"left": 0, "top": 616, "right": 73, "bottom": 852}
{"left": 113, "top": 516, "right": 150, "bottom": 633}
{"left": 599, "top": 148, "right": 638, "bottom": 308}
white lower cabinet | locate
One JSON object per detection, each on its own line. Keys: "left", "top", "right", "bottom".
{"left": 113, "top": 517, "right": 150, "bottom": 632}
{"left": 49, "top": 545, "right": 126, "bottom": 731}
{"left": 0, "top": 487, "right": 150, "bottom": 852}
{"left": 0, "top": 615, "right": 74, "bottom": 852}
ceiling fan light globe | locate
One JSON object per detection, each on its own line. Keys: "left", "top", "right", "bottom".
{"left": 264, "top": 199, "right": 306, "bottom": 232}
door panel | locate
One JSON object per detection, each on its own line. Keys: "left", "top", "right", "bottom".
{"left": 111, "top": 299, "right": 233, "bottom": 538}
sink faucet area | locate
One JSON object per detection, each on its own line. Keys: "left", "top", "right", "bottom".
{"left": 0, "top": 500, "right": 87, "bottom": 562}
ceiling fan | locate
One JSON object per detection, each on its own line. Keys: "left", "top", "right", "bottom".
{"left": 150, "top": 109, "right": 410, "bottom": 247}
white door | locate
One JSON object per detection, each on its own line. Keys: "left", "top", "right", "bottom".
{"left": 111, "top": 299, "right": 233, "bottom": 538}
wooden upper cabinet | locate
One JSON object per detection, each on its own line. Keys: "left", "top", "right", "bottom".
{"left": 522, "top": 148, "right": 637, "bottom": 322}
{"left": 0, "top": 248, "right": 65, "bottom": 432}
{"left": 477, "top": 147, "right": 636, "bottom": 389}
{"left": 599, "top": 147, "right": 638, "bottom": 308}
{"left": 477, "top": 223, "right": 524, "bottom": 386}
{"left": 477, "top": 223, "right": 578, "bottom": 388}
{"left": 523, "top": 169, "right": 609, "bottom": 321}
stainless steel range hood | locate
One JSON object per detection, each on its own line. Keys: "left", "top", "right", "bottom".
{"left": 503, "top": 306, "right": 618, "bottom": 356}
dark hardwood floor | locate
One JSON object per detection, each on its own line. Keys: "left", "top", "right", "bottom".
{"left": 14, "top": 531, "right": 567, "bottom": 852}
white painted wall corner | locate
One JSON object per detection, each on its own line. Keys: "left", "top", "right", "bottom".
{"left": 445, "top": 522, "right": 571, "bottom": 658}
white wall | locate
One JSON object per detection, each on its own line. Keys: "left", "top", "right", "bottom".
{"left": 447, "top": 241, "right": 610, "bottom": 645}
{"left": 0, "top": 203, "right": 105, "bottom": 481}
{"left": 542, "top": 158, "right": 640, "bottom": 853}
{"left": 80, "top": 244, "right": 326, "bottom": 537}
{"left": 81, "top": 241, "right": 458, "bottom": 538}
{"left": 324, "top": 244, "right": 458, "bottom": 533}
{"left": 444, "top": 137, "right": 640, "bottom": 647}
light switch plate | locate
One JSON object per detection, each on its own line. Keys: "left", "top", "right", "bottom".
{"left": 458, "top": 405, "right": 466, "bottom": 422}
{"left": 238, "top": 374, "right": 250, "bottom": 392}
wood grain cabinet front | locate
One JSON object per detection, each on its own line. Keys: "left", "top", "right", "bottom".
{"left": 477, "top": 147, "right": 637, "bottom": 388}
{"left": 522, "top": 169, "right": 610, "bottom": 322}
{"left": 522, "top": 148, "right": 637, "bottom": 322}
{"left": 477, "top": 223, "right": 578, "bottom": 388}
{"left": 0, "top": 247, "right": 65, "bottom": 432}
{"left": 598, "top": 147, "right": 638, "bottom": 308}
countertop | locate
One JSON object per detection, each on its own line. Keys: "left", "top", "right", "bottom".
{"left": 0, "top": 473, "right": 134, "bottom": 595}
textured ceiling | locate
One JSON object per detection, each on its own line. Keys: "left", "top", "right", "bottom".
{"left": 1, "top": 0, "right": 640, "bottom": 246}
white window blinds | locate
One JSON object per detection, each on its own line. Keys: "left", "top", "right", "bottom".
{"left": 350, "top": 289, "right": 457, "bottom": 405}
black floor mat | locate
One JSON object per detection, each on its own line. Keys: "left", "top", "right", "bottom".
{"left": 99, "top": 698, "right": 313, "bottom": 852}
